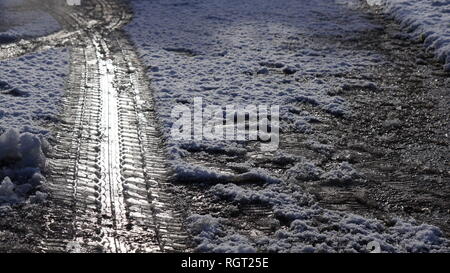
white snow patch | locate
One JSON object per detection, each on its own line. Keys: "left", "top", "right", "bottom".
{"left": 0, "top": 48, "right": 70, "bottom": 135}
{"left": 0, "top": 47, "right": 69, "bottom": 205}
{"left": 366, "top": 0, "right": 450, "bottom": 71}
{"left": 126, "top": 0, "right": 450, "bottom": 252}
{"left": 320, "top": 161, "right": 361, "bottom": 184}
{"left": 0, "top": 129, "right": 47, "bottom": 205}
{"left": 211, "top": 183, "right": 450, "bottom": 252}
{"left": 125, "top": 0, "right": 384, "bottom": 173}
{"left": 186, "top": 214, "right": 257, "bottom": 253}
{"left": 284, "top": 160, "right": 324, "bottom": 182}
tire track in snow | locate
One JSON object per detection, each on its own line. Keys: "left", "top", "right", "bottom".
{"left": 38, "top": 0, "right": 186, "bottom": 252}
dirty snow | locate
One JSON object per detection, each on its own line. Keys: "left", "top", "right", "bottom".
{"left": 206, "top": 183, "right": 450, "bottom": 253}
{"left": 125, "top": 0, "right": 383, "bottom": 176}
{"left": 366, "top": 0, "right": 450, "bottom": 71}
{"left": 126, "top": 0, "right": 450, "bottom": 252}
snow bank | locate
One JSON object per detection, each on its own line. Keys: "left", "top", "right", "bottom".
{"left": 366, "top": 0, "right": 450, "bottom": 71}
{"left": 0, "top": 129, "right": 48, "bottom": 205}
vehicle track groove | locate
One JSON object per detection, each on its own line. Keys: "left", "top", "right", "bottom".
{"left": 37, "top": 0, "right": 186, "bottom": 252}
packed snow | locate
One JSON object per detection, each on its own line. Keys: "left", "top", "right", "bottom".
{"left": 0, "top": 48, "right": 69, "bottom": 205}
{"left": 366, "top": 0, "right": 450, "bottom": 71}
{"left": 126, "top": 0, "right": 450, "bottom": 252}
{"left": 0, "top": 0, "right": 62, "bottom": 44}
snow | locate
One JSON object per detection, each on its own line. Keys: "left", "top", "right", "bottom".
{"left": 0, "top": 128, "right": 46, "bottom": 169}
{"left": 125, "top": 0, "right": 450, "bottom": 252}
{"left": 125, "top": 0, "right": 383, "bottom": 180}
{"left": 0, "top": 129, "right": 48, "bottom": 205}
{"left": 0, "top": 46, "right": 69, "bottom": 205}
{"left": 0, "top": 48, "right": 70, "bottom": 135}
{"left": 0, "top": 12, "right": 68, "bottom": 206}
{"left": 0, "top": 0, "right": 61, "bottom": 43}
{"left": 170, "top": 161, "right": 233, "bottom": 183}
{"left": 366, "top": 0, "right": 450, "bottom": 71}
{"left": 170, "top": 161, "right": 281, "bottom": 184}
{"left": 0, "top": 177, "right": 19, "bottom": 204}
{"left": 208, "top": 183, "right": 450, "bottom": 253}
{"left": 186, "top": 214, "right": 257, "bottom": 253}
{"left": 284, "top": 160, "right": 324, "bottom": 182}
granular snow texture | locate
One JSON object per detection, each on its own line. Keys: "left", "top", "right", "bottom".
{"left": 125, "top": 0, "right": 383, "bottom": 175}
{"left": 199, "top": 183, "right": 450, "bottom": 253}
{"left": 125, "top": 0, "right": 450, "bottom": 252}
{"left": 0, "top": 48, "right": 70, "bottom": 135}
{"left": 367, "top": 0, "right": 450, "bottom": 71}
